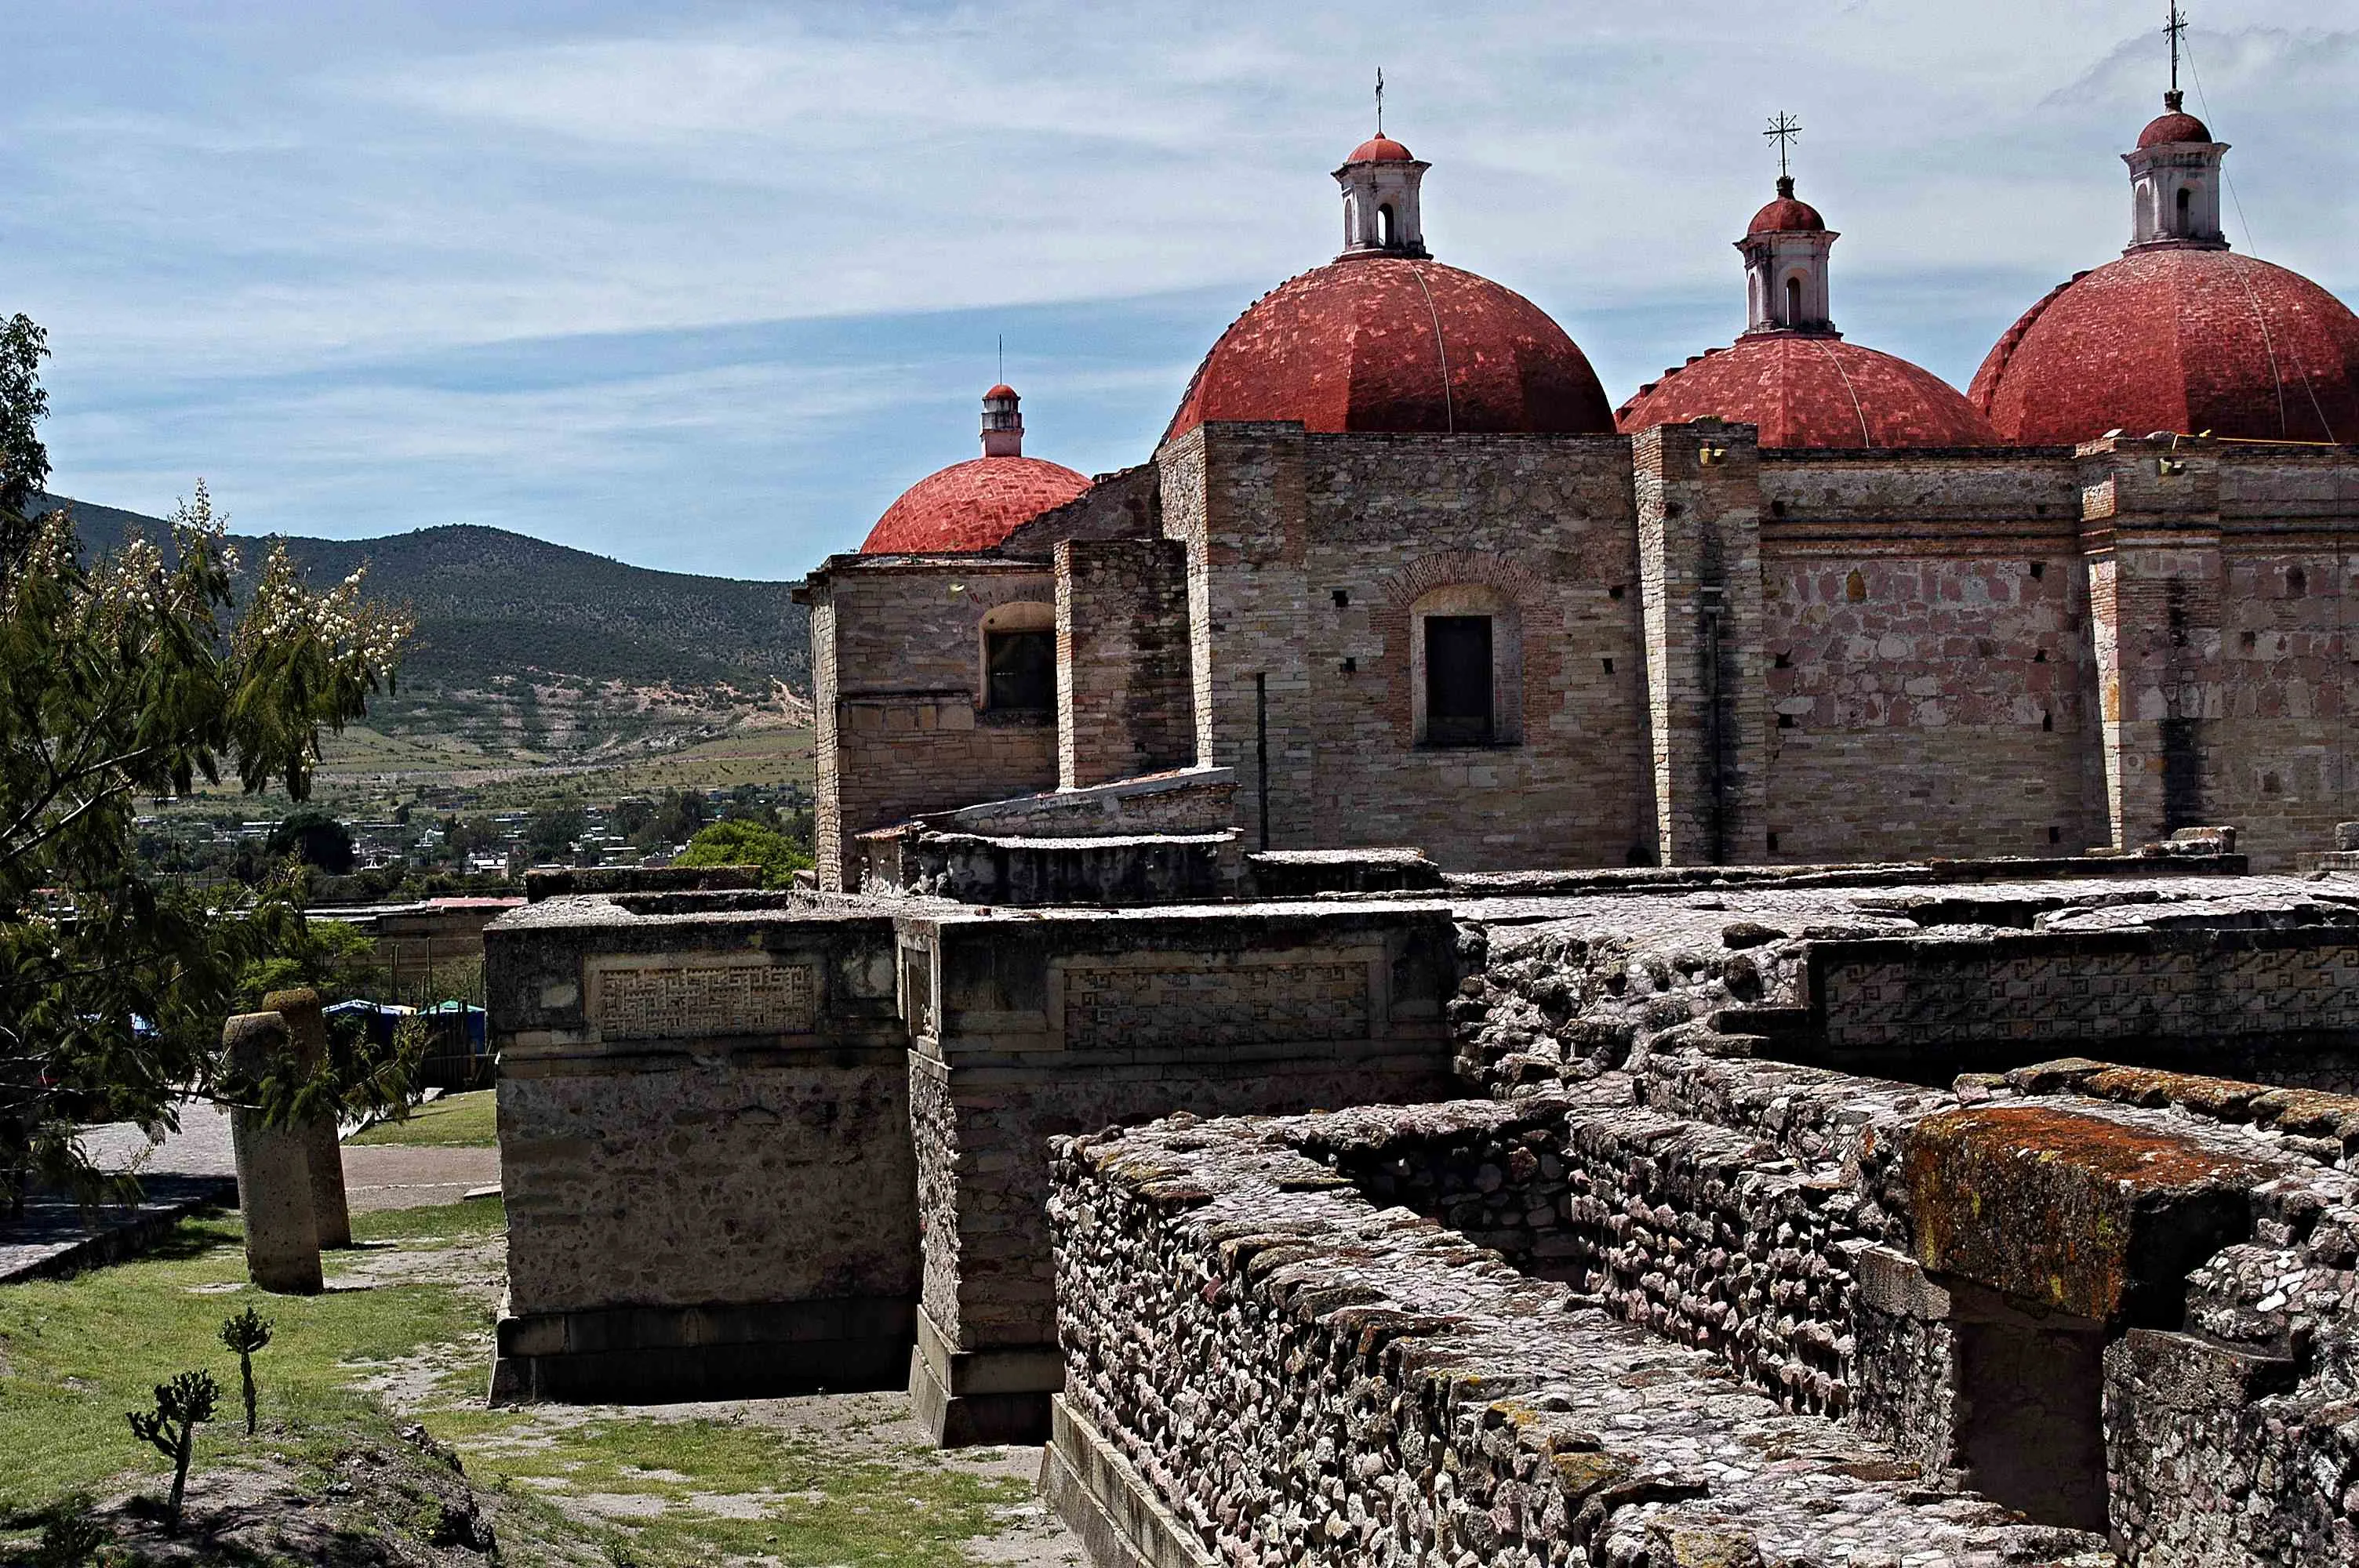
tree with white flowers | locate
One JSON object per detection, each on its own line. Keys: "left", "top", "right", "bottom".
{"left": 0, "top": 314, "right": 413, "bottom": 1210}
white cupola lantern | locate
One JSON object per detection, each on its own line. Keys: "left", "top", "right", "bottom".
{"left": 1738, "top": 176, "right": 1840, "bottom": 338}
{"left": 1335, "top": 135, "right": 1430, "bottom": 260}
{"left": 980, "top": 384, "right": 1024, "bottom": 457}
{"left": 2125, "top": 92, "right": 2230, "bottom": 252}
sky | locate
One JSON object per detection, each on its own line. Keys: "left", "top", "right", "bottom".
{"left": 0, "top": 2, "right": 2354, "bottom": 580}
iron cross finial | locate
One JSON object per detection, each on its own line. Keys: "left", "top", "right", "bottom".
{"left": 1765, "top": 112, "right": 1801, "bottom": 182}
{"left": 2165, "top": 4, "right": 2187, "bottom": 97}
{"left": 1376, "top": 67, "right": 1385, "bottom": 136}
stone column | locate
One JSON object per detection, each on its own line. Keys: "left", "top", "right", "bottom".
{"left": 262, "top": 986, "right": 351, "bottom": 1248}
{"left": 1634, "top": 419, "right": 1770, "bottom": 865}
{"left": 222, "top": 1011, "right": 322, "bottom": 1294}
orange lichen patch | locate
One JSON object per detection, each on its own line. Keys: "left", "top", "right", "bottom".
{"left": 2249, "top": 1087, "right": 2359, "bottom": 1140}
{"left": 1905, "top": 1105, "right": 2263, "bottom": 1322}
{"left": 2081, "top": 1065, "right": 2267, "bottom": 1121}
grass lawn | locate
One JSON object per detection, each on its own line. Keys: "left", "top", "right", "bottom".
{"left": 0, "top": 1198, "right": 1035, "bottom": 1566}
{"left": 348, "top": 1088, "right": 498, "bottom": 1148}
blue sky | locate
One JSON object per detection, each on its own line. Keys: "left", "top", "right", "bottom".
{"left": 1, "top": 2, "right": 2354, "bottom": 579}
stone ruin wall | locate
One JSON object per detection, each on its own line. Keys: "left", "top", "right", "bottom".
{"left": 486, "top": 897, "right": 921, "bottom": 1400}
{"left": 1047, "top": 1106, "right": 2117, "bottom": 1567}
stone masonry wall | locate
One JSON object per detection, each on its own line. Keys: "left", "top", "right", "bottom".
{"left": 1165, "top": 424, "right": 1655, "bottom": 870}
{"left": 809, "top": 557, "right": 1060, "bottom": 889}
{"left": 1296, "top": 1098, "right": 1863, "bottom": 1419}
{"left": 1056, "top": 536, "right": 1194, "bottom": 790}
{"left": 486, "top": 895, "right": 919, "bottom": 1399}
{"left": 1048, "top": 1111, "right": 2112, "bottom": 1566}
{"left": 1757, "top": 448, "right": 2104, "bottom": 863}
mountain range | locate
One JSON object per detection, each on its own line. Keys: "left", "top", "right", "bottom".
{"left": 41, "top": 494, "right": 812, "bottom": 760}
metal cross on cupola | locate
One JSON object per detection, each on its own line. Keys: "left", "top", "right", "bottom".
{"left": 2165, "top": 3, "right": 2188, "bottom": 101}
{"left": 1765, "top": 113, "right": 1801, "bottom": 183}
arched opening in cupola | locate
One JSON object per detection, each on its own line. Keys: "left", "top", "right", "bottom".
{"left": 1784, "top": 275, "right": 1803, "bottom": 325}
{"left": 1378, "top": 203, "right": 1396, "bottom": 248}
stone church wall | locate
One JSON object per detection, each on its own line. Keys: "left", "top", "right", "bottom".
{"left": 1055, "top": 537, "right": 1193, "bottom": 789}
{"left": 1756, "top": 449, "right": 2108, "bottom": 862}
{"left": 1162, "top": 425, "right": 1656, "bottom": 871}
{"left": 807, "top": 557, "right": 1061, "bottom": 889}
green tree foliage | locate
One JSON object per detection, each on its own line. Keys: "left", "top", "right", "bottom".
{"left": 674, "top": 818, "right": 812, "bottom": 888}
{"left": 267, "top": 807, "right": 355, "bottom": 874}
{"left": 0, "top": 322, "right": 410, "bottom": 1210}
{"left": 126, "top": 1369, "right": 217, "bottom": 1528}
{"left": 237, "top": 916, "right": 384, "bottom": 1008}
{"left": 524, "top": 805, "right": 583, "bottom": 862}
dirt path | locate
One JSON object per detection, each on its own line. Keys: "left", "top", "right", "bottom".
{"left": 340, "top": 1143, "right": 501, "bottom": 1212}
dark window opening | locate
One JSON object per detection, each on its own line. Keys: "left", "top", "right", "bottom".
{"left": 1766, "top": 830, "right": 1781, "bottom": 854}
{"left": 2288, "top": 567, "right": 2308, "bottom": 598}
{"left": 1377, "top": 203, "right": 1396, "bottom": 247}
{"left": 1332, "top": 588, "right": 1350, "bottom": 608}
{"left": 1341, "top": 656, "right": 1356, "bottom": 673}
{"left": 2175, "top": 187, "right": 2191, "bottom": 225}
{"left": 2042, "top": 711, "right": 2053, "bottom": 732}
{"left": 1774, "top": 651, "right": 1792, "bottom": 669}
{"left": 1424, "top": 615, "right": 1494, "bottom": 746}
{"left": 2049, "top": 826, "right": 2063, "bottom": 844}
{"left": 2030, "top": 561, "right": 2045, "bottom": 579}
{"left": 1608, "top": 584, "right": 1627, "bottom": 601}
{"left": 1601, "top": 658, "right": 1614, "bottom": 675}
{"left": 1784, "top": 275, "right": 1803, "bottom": 322}
{"left": 985, "top": 629, "right": 1056, "bottom": 712}
{"left": 1778, "top": 713, "right": 1797, "bottom": 729}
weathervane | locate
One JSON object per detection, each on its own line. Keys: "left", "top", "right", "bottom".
{"left": 2164, "top": 4, "right": 2187, "bottom": 102}
{"left": 1765, "top": 112, "right": 1801, "bottom": 182}
{"left": 1375, "top": 67, "right": 1385, "bottom": 136}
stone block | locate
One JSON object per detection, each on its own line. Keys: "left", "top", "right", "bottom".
{"left": 222, "top": 1010, "right": 322, "bottom": 1295}
{"left": 1903, "top": 1103, "right": 2260, "bottom": 1323}
{"left": 261, "top": 985, "right": 351, "bottom": 1249}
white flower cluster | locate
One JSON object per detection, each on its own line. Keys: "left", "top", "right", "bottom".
{"left": 237, "top": 542, "right": 410, "bottom": 676}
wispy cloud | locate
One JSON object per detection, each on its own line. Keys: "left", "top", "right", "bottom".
{"left": 0, "top": 1, "right": 2353, "bottom": 572}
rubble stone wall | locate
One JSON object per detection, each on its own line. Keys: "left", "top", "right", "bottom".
{"left": 1294, "top": 1098, "right": 1863, "bottom": 1417}
{"left": 1047, "top": 1110, "right": 2112, "bottom": 1566}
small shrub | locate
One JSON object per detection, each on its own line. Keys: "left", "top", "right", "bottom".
{"left": 125, "top": 1370, "right": 218, "bottom": 1530}
{"left": 219, "top": 1308, "right": 274, "bottom": 1435}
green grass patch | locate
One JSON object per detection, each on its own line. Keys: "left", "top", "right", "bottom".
{"left": 350, "top": 1089, "right": 498, "bottom": 1148}
{"left": 0, "top": 1214, "right": 485, "bottom": 1516}
{"left": 350, "top": 1194, "right": 507, "bottom": 1247}
{"left": 427, "top": 1407, "right": 1028, "bottom": 1566}
{"left": 1, "top": 1196, "right": 1027, "bottom": 1567}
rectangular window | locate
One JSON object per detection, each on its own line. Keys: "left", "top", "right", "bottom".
{"left": 985, "top": 629, "right": 1056, "bottom": 712}
{"left": 1425, "top": 615, "right": 1493, "bottom": 746}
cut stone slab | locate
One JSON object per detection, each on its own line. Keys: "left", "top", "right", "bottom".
{"left": 1903, "top": 1103, "right": 2263, "bottom": 1323}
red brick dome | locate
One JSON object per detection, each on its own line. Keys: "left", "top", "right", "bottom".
{"left": 2138, "top": 109, "right": 2213, "bottom": 148}
{"left": 1346, "top": 135, "right": 1416, "bottom": 164}
{"left": 1165, "top": 257, "right": 1615, "bottom": 442}
{"left": 860, "top": 456, "right": 1091, "bottom": 554}
{"left": 1747, "top": 194, "right": 1825, "bottom": 236}
{"left": 1617, "top": 335, "right": 1998, "bottom": 449}
{"left": 1969, "top": 248, "right": 2359, "bottom": 445}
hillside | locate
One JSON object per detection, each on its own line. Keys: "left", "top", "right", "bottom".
{"left": 41, "top": 494, "right": 812, "bottom": 760}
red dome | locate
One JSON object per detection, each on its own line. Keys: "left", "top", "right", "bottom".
{"left": 2138, "top": 110, "right": 2213, "bottom": 148}
{"left": 1617, "top": 335, "right": 1999, "bottom": 449}
{"left": 983, "top": 383, "right": 1018, "bottom": 400}
{"left": 1970, "top": 248, "right": 2359, "bottom": 445}
{"left": 860, "top": 456, "right": 1091, "bottom": 554}
{"left": 1165, "top": 257, "right": 1614, "bottom": 441}
{"left": 1346, "top": 136, "right": 1415, "bottom": 164}
{"left": 1747, "top": 195, "right": 1826, "bottom": 235}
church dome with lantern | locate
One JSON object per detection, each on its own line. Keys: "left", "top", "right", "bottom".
{"left": 1969, "top": 91, "right": 2359, "bottom": 445}
{"left": 1618, "top": 125, "right": 1998, "bottom": 450}
{"left": 860, "top": 386, "right": 1092, "bottom": 554}
{"left": 1165, "top": 129, "right": 1615, "bottom": 442}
